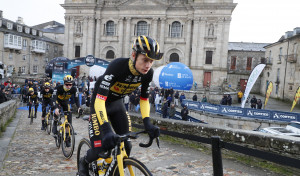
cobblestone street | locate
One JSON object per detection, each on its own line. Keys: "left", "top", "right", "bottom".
{"left": 0, "top": 108, "right": 281, "bottom": 176}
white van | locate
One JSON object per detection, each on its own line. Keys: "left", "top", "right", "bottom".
{"left": 286, "top": 121, "right": 300, "bottom": 134}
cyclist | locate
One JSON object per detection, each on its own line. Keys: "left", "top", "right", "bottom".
{"left": 27, "top": 87, "right": 39, "bottom": 119}
{"left": 40, "top": 82, "right": 54, "bottom": 130}
{"left": 78, "top": 35, "right": 163, "bottom": 176}
{"left": 52, "top": 75, "right": 81, "bottom": 147}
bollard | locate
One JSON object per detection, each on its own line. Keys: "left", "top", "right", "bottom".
{"left": 211, "top": 136, "right": 223, "bottom": 176}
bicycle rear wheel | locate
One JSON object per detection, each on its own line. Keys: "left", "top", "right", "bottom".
{"left": 55, "top": 128, "right": 62, "bottom": 148}
{"left": 61, "top": 122, "right": 75, "bottom": 159}
{"left": 110, "top": 158, "right": 152, "bottom": 176}
{"left": 46, "top": 114, "right": 52, "bottom": 135}
{"left": 77, "top": 138, "right": 98, "bottom": 176}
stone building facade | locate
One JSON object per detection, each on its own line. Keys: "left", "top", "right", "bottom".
{"left": 260, "top": 28, "right": 300, "bottom": 102}
{"left": 0, "top": 11, "right": 63, "bottom": 77}
{"left": 227, "top": 42, "right": 269, "bottom": 93}
{"left": 61, "top": 0, "right": 236, "bottom": 88}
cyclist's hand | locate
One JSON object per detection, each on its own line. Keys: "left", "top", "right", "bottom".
{"left": 101, "top": 122, "right": 119, "bottom": 151}
{"left": 143, "top": 117, "right": 160, "bottom": 139}
{"left": 54, "top": 108, "right": 60, "bottom": 116}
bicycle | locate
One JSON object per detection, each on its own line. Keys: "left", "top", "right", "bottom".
{"left": 54, "top": 111, "right": 76, "bottom": 159}
{"left": 76, "top": 129, "right": 159, "bottom": 176}
{"left": 44, "top": 104, "right": 53, "bottom": 135}
{"left": 27, "top": 101, "right": 37, "bottom": 125}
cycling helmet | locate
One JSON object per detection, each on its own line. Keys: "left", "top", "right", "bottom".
{"left": 44, "top": 82, "right": 50, "bottom": 88}
{"left": 29, "top": 88, "right": 34, "bottom": 92}
{"left": 132, "top": 35, "right": 163, "bottom": 61}
{"left": 63, "top": 75, "right": 73, "bottom": 84}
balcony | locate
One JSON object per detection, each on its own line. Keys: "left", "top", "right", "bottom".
{"left": 4, "top": 34, "right": 22, "bottom": 50}
{"left": 287, "top": 54, "right": 297, "bottom": 63}
{"left": 265, "top": 57, "right": 273, "bottom": 66}
{"left": 31, "top": 40, "right": 46, "bottom": 53}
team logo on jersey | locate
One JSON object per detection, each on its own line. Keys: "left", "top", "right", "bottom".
{"left": 110, "top": 82, "right": 141, "bottom": 94}
{"left": 104, "top": 74, "right": 114, "bottom": 81}
{"left": 125, "top": 75, "right": 133, "bottom": 82}
{"left": 96, "top": 94, "right": 107, "bottom": 101}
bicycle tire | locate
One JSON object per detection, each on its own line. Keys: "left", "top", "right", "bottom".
{"left": 61, "top": 122, "right": 75, "bottom": 159}
{"left": 110, "top": 158, "right": 152, "bottom": 176}
{"left": 55, "top": 129, "right": 62, "bottom": 148}
{"left": 76, "top": 138, "right": 98, "bottom": 176}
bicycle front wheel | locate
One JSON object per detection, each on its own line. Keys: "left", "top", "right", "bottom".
{"left": 77, "top": 138, "right": 98, "bottom": 176}
{"left": 61, "top": 122, "right": 75, "bottom": 159}
{"left": 110, "top": 158, "right": 152, "bottom": 176}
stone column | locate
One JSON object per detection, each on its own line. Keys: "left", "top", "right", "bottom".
{"left": 185, "top": 18, "right": 192, "bottom": 67}
{"left": 191, "top": 18, "right": 199, "bottom": 67}
{"left": 95, "top": 18, "right": 101, "bottom": 58}
{"left": 87, "top": 16, "right": 95, "bottom": 55}
{"left": 118, "top": 17, "right": 124, "bottom": 57}
{"left": 159, "top": 18, "right": 166, "bottom": 66}
{"left": 68, "top": 16, "right": 75, "bottom": 58}
{"left": 82, "top": 16, "right": 88, "bottom": 57}
{"left": 63, "top": 16, "right": 70, "bottom": 57}
{"left": 124, "top": 17, "right": 131, "bottom": 57}
{"left": 152, "top": 18, "right": 158, "bottom": 40}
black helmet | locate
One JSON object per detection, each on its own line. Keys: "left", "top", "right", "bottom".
{"left": 132, "top": 35, "right": 163, "bottom": 61}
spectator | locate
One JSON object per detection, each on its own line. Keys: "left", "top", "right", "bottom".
{"left": 124, "top": 94, "right": 129, "bottom": 111}
{"left": 154, "top": 92, "right": 161, "bottom": 112}
{"left": 227, "top": 94, "right": 232, "bottom": 106}
{"left": 161, "top": 98, "right": 168, "bottom": 118}
{"left": 201, "top": 95, "right": 207, "bottom": 102}
{"left": 134, "top": 94, "right": 140, "bottom": 112}
{"left": 168, "top": 104, "right": 176, "bottom": 119}
{"left": 0, "top": 88, "right": 7, "bottom": 103}
{"left": 250, "top": 95, "right": 257, "bottom": 109}
{"left": 220, "top": 95, "right": 227, "bottom": 105}
{"left": 148, "top": 94, "right": 154, "bottom": 111}
{"left": 192, "top": 93, "right": 197, "bottom": 101}
{"left": 237, "top": 90, "right": 243, "bottom": 103}
{"left": 181, "top": 105, "right": 189, "bottom": 121}
{"left": 179, "top": 92, "right": 186, "bottom": 107}
{"left": 129, "top": 92, "right": 135, "bottom": 112}
{"left": 257, "top": 99, "right": 263, "bottom": 109}
{"left": 174, "top": 91, "right": 179, "bottom": 107}
{"left": 167, "top": 94, "right": 172, "bottom": 107}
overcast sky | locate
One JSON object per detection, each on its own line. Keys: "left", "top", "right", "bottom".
{"left": 1, "top": 0, "right": 299, "bottom": 44}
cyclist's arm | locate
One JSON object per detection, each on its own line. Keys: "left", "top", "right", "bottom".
{"left": 140, "top": 69, "right": 153, "bottom": 119}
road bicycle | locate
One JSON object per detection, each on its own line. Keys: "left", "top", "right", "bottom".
{"left": 77, "top": 129, "right": 159, "bottom": 176}
{"left": 27, "top": 101, "right": 38, "bottom": 125}
{"left": 54, "top": 111, "right": 75, "bottom": 159}
{"left": 44, "top": 104, "right": 53, "bottom": 135}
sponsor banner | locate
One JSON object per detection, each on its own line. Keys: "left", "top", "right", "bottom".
{"left": 273, "top": 111, "right": 298, "bottom": 121}
{"left": 67, "top": 56, "right": 109, "bottom": 69}
{"left": 85, "top": 55, "right": 96, "bottom": 67}
{"left": 264, "top": 81, "right": 273, "bottom": 109}
{"left": 199, "top": 103, "right": 219, "bottom": 114}
{"left": 245, "top": 109, "right": 271, "bottom": 119}
{"left": 291, "top": 86, "right": 300, "bottom": 112}
{"left": 241, "top": 64, "right": 266, "bottom": 108}
{"left": 220, "top": 106, "right": 244, "bottom": 116}
{"left": 184, "top": 101, "right": 200, "bottom": 110}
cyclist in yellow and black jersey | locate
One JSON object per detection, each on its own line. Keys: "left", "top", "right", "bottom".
{"left": 78, "top": 35, "right": 163, "bottom": 176}
{"left": 52, "top": 75, "right": 81, "bottom": 140}
{"left": 40, "top": 82, "right": 54, "bottom": 130}
{"left": 27, "top": 88, "right": 39, "bottom": 119}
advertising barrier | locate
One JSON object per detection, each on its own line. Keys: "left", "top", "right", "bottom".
{"left": 182, "top": 100, "right": 300, "bottom": 122}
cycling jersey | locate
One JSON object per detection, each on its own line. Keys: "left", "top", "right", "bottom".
{"left": 54, "top": 85, "right": 79, "bottom": 109}
{"left": 41, "top": 88, "right": 54, "bottom": 101}
{"left": 27, "top": 92, "right": 38, "bottom": 103}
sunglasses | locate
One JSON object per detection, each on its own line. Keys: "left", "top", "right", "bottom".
{"left": 65, "top": 84, "right": 73, "bottom": 87}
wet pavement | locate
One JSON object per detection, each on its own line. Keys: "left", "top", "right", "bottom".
{"left": 0, "top": 103, "right": 287, "bottom": 176}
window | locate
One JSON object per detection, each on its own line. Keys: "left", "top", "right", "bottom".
{"left": 106, "top": 50, "right": 115, "bottom": 59}
{"left": 246, "top": 57, "right": 252, "bottom": 70}
{"left": 76, "top": 21, "right": 82, "bottom": 33}
{"left": 34, "top": 57, "right": 38, "bottom": 61}
{"left": 276, "top": 68, "right": 280, "bottom": 83}
{"left": 205, "top": 51, "right": 213, "bottom": 64}
{"left": 4, "top": 34, "right": 22, "bottom": 49}
{"left": 21, "top": 66, "right": 26, "bottom": 73}
{"left": 0, "top": 19, "right": 2, "bottom": 27}
{"left": 294, "top": 43, "right": 298, "bottom": 54}
{"left": 279, "top": 47, "right": 282, "bottom": 61}
{"left": 7, "top": 22, "right": 13, "bottom": 29}
{"left": 261, "top": 57, "right": 266, "bottom": 64}
{"left": 9, "top": 53, "right": 13, "bottom": 60}
{"left": 45, "top": 58, "right": 49, "bottom": 63}
{"left": 54, "top": 46, "right": 58, "bottom": 53}
{"left": 75, "top": 46, "right": 81, "bottom": 58}
{"left": 136, "top": 21, "right": 148, "bottom": 36}
{"left": 25, "top": 27, "right": 30, "bottom": 34}
{"left": 33, "top": 66, "right": 38, "bottom": 73}
{"left": 46, "top": 44, "right": 50, "bottom": 51}
{"left": 230, "top": 56, "right": 236, "bottom": 70}
{"left": 23, "top": 55, "right": 26, "bottom": 60}
{"left": 32, "top": 29, "right": 37, "bottom": 35}
{"left": 170, "top": 21, "right": 182, "bottom": 38}
{"left": 7, "top": 65, "right": 14, "bottom": 74}
{"left": 39, "top": 31, "right": 43, "bottom": 37}
{"left": 170, "top": 53, "right": 179, "bottom": 62}
{"left": 23, "top": 39, "right": 27, "bottom": 47}
{"left": 17, "top": 25, "right": 22, "bottom": 32}
{"left": 106, "top": 21, "right": 115, "bottom": 36}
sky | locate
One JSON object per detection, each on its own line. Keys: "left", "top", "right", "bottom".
{"left": 0, "top": 0, "right": 300, "bottom": 44}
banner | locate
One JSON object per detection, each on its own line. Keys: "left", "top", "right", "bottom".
{"left": 264, "top": 81, "right": 273, "bottom": 109}
{"left": 241, "top": 64, "right": 266, "bottom": 108}
{"left": 291, "top": 86, "right": 300, "bottom": 112}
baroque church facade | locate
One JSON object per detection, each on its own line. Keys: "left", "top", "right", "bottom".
{"left": 62, "top": 0, "right": 236, "bottom": 88}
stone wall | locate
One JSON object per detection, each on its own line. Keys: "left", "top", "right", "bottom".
{"left": 130, "top": 115, "right": 300, "bottom": 160}
{"left": 0, "top": 100, "right": 17, "bottom": 129}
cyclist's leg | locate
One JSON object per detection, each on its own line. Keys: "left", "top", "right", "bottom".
{"left": 28, "top": 103, "right": 32, "bottom": 118}
{"left": 41, "top": 101, "right": 47, "bottom": 129}
{"left": 107, "top": 99, "right": 132, "bottom": 156}
{"left": 34, "top": 101, "right": 38, "bottom": 118}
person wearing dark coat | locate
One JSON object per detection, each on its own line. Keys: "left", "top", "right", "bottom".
{"left": 192, "top": 93, "right": 197, "bottom": 101}
{"left": 257, "top": 99, "right": 263, "bottom": 109}
{"left": 166, "top": 94, "right": 172, "bottom": 107}
{"left": 168, "top": 104, "right": 176, "bottom": 119}
{"left": 221, "top": 95, "right": 227, "bottom": 105}
{"left": 0, "top": 88, "right": 7, "bottom": 104}
{"left": 181, "top": 105, "right": 189, "bottom": 121}
{"left": 227, "top": 94, "right": 232, "bottom": 106}
{"left": 162, "top": 99, "right": 168, "bottom": 118}
{"left": 250, "top": 95, "right": 257, "bottom": 109}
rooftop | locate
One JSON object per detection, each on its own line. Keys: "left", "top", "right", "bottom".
{"left": 228, "top": 42, "right": 270, "bottom": 52}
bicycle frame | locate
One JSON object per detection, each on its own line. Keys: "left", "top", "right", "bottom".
{"left": 59, "top": 114, "right": 71, "bottom": 142}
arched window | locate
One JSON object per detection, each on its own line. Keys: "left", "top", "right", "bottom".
{"left": 170, "top": 53, "right": 179, "bottom": 62}
{"left": 171, "top": 21, "right": 181, "bottom": 38}
{"left": 106, "top": 50, "right": 115, "bottom": 60}
{"left": 106, "top": 21, "right": 115, "bottom": 36}
{"left": 136, "top": 21, "right": 148, "bottom": 36}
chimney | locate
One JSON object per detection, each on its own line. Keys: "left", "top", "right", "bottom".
{"left": 16, "top": 17, "right": 24, "bottom": 24}
{"left": 285, "top": 31, "right": 293, "bottom": 39}
{"left": 293, "top": 27, "right": 300, "bottom": 36}
{"left": 0, "top": 10, "right": 3, "bottom": 18}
